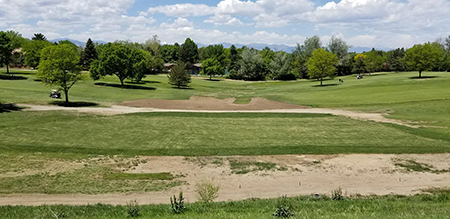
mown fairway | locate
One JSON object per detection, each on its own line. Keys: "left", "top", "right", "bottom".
{"left": 0, "top": 112, "right": 449, "bottom": 157}
{"left": 2, "top": 191, "right": 450, "bottom": 219}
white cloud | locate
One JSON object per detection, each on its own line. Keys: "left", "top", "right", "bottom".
{"left": 204, "top": 14, "right": 249, "bottom": 27}
{"left": 148, "top": 3, "right": 214, "bottom": 17}
{"left": 160, "top": 18, "right": 194, "bottom": 29}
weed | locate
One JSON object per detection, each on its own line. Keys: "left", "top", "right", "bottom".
{"left": 196, "top": 180, "right": 220, "bottom": 203}
{"left": 170, "top": 192, "right": 186, "bottom": 214}
{"left": 332, "top": 187, "right": 344, "bottom": 201}
{"left": 126, "top": 200, "right": 140, "bottom": 218}
{"left": 273, "top": 195, "right": 295, "bottom": 218}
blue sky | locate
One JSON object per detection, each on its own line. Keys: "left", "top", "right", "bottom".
{"left": 1, "top": 0, "right": 449, "bottom": 49}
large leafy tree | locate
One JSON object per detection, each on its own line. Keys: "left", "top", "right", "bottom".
{"left": 405, "top": 42, "right": 444, "bottom": 78}
{"left": 178, "top": 38, "right": 199, "bottom": 65}
{"left": 201, "top": 58, "right": 224, "bottom": 80}
{"left": 168, "top": 62, "right": 191, "bottom": 88}
{"left": 90, "top": 43, "right": 150, "bottom": 86}
{"left": 23, "top": 40, "right": 52, "bottom": 69}
{"left": 80, "top": 38, "right": 98, "bottom": 70}
{"left": 387, "top": 48, "right": 406, "bottom": 72}
{"left": 270, "top": 52, "right": 294, "bottom": 80}
{"left": 328, "top": 36, "right": 351, "bottom": 76}
{"left": 200, "top": 44, "right": 227, "bottom": 69}
{"left": 353, "top": 53, "right": 367, "bottom": 75}
{"left": 364, "top": 49, "right": 386, "bottom": 74}
{"left": 37, "top": 44, "right": 83, "bottom": 103}
{"left": 0, "top": 31, "right": 12, "bottom": 74}
{"left": 307, "top": 48, "right": 338, "bottom": 86}
{"left": 238, "top": 48, "right": 266, "bottom": 81}
{"left": 160, "top": 44, "right": 180, "bottom": 63}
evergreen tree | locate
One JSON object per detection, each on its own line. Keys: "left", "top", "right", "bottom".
{"left": 80, "top": 38, "right": 98, "bottom": 70}
{"left": 32, "top": 33, "right": 47, "bottom": 41}
{"left": 168, "top": 62, "right": 191, "bottom": 88}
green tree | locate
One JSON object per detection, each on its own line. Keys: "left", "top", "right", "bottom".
{"left": 353, "top": 53, "right": 367, "bottom": 75}
{"left": 23, "top": 40, "right": 52, "bottom": 69}
{"left": 178, "top": 38, "right": 199, "bottom": 65}
{"left": 328, "top": 36, "right": 352, "bottom": 76}
{"left": 270, "top": 52, "right": 294, "bottom": 80}
{"left": 199, "top": 45, "right": 227, "bottom": 69}
{"left": 201, "top": 58, "right": 224, "bottom": 80}
{"left": 364, "top": 49, "right": 386, "bottom": 74}
{"left": 5, "top": 30, "right": 27, "bottom": 49}
{"left": 405, "top": 42, "right": 445, "bottom": 78}
{"left": 228, "top": 44, "right": 240, "bottom": 72}
{"left": 168, "top": 62, "right": 191, "bottom": 88}
{"left": 144, "top": 35, "right": 161, "bottom": 56}
{"left": 80, "top": 38, "right": 98, "bottom": 70}
{"left": 387, "top": 48, "right": 406, "bottom": 72}
{"left": 160, "top": 44, "right": 180, "bottom": 63}
{"left": 90, "top": 43, "right": 149, "bottom": 86}
{"left": 238, "top": 48, "right": 266, "bottom": 81}
{"left": 37, "top": 44, "right": 83, "bottom": 103}
{"left": 32, "top": 33, "right": 47, "bottom": 41}
{"left": 0, "top": 31, "right": 12, "bottom": 74}
{"left": 307, "top": 48, "right": 338, "bottom": 86}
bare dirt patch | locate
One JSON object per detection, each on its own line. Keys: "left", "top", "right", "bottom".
{"left": 2, "top": 154, "right": 450, "bottom": 206}
{"left": 120, "top": 96, "right": 310, "bottom": 110}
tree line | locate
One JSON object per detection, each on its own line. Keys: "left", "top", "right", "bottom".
{"left": 1, "top": 30, "right": 449, "bottom": 102}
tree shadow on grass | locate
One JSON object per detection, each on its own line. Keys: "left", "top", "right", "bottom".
{"left": 49, "top": 101, "right": 99, "bottom": 107}
{"left": 170, "top": 86, "right": 194, "bottom": 90}
{"left": 126, "top": 80, "right": 161, "bottom": 85}
{"left": 205, "top": 79, "right": 222, "bottom": 82}
{"left": 409, "top": 76, "right": 439, "bottom": 79}
{"left": 0, "top": 103, "right": 21, "bottom": 113}
{"left": 0, "top": 74, "right": 28, "bottom": 80}
{"left": 94, "top": 82, "right": 156, "bottom": 90}
{"left": 312, "top": 83, "right": 340, "bottom": 87}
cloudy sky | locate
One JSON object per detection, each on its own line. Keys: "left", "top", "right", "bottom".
{"left": 0, "top": 0, "right": 449, "bottom": 49}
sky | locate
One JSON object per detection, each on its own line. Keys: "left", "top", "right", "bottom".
{"left": 0, "top": 0, "right": 449, "bottom": 49}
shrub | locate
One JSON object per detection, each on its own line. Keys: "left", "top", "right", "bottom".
{"left": 196, "top": 180, "right": 220, "bottom": 203}
{"left": 170, "top": 192, "right": 186, "bottom": 214}
{"left": 332, "top": 187, "right": 344, "bottom": 201}
{"left": 126, "top": 200, "right": 140, "bottom": 217}
{"left": 273, "top": 195, "right": 295, "bottom": 218}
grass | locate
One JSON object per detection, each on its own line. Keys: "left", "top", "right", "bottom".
{"left": 229, "top": 160, "right": 278, "bottom": 174}
{"left": 2, "top": 192, "right": 450, "bottom": 218}
{"left": 105, "top": 172, "right": 175, "bottom": 180}
{"left": 0, "top": 165, "right": 182, "bottom": 194}
{"left": 394, "top": 159, "right": 450, "bottom": 174}
{"left": 1, "top": 111, "right": 448, "bottom": 157}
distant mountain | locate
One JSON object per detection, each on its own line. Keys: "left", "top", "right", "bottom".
{"left": 198, "top": 42, "right": 296, "bottom": 52}
{"left": 50, "top": 38, "right": 109, "bottom": 47}
{"left": 349, "top": 47, "right": 391, "bottom": 53}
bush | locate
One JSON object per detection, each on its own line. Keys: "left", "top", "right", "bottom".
{"left": 332, "top": 188, "right": 344, "bottom": 201}
{"left": 273, "top": 195, "right": 295, "bottom": 218}
{"left": 170, "top": 192, "right": 186, "bottom": 214}
{"left": 196, "top": 180, "right": 220, "bottom": 203}
{"left": 126, "top": 200, "right": 140, "bottom": 217}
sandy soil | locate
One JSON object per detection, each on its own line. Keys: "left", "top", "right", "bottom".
{"left": 120, "top": 96, "right": 310, "bottom": 110}
{"left": 1, "top": 154, "right": 450, "bottom": 206}
{"left": 19, "top": 96, "right": 430, "bottom": 128}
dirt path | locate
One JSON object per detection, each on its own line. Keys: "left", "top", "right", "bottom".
{"left": 1, "top": 154, "right": 450, "bottom": 206}
{"left": 19, "top": 96, "right": 420, "bottom": 128}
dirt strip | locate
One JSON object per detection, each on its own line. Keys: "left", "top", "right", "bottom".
{"left": 1, "top": 154, "right": 450, "bottom": 206}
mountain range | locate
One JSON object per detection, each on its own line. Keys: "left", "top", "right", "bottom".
{"left": 50, "top": 38, "right": 387, "bottom": 53}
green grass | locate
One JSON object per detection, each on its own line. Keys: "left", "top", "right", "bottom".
{"left": 394, "top": 159, "right": 450, "bottom": 174}
{"left": 0, "top": 165, "right": 182, "bottom": 194}
{"left": 105, "top": 172, "right": 175, "bottom": 180}
{"left": 1, "top": 111, "right": 448, "bottom": 157}
{"left": 2, "top": 192, "right": 450, "bottom": 218}
{"left": 229, "top": 160, "right": 278, "bottom": 174}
